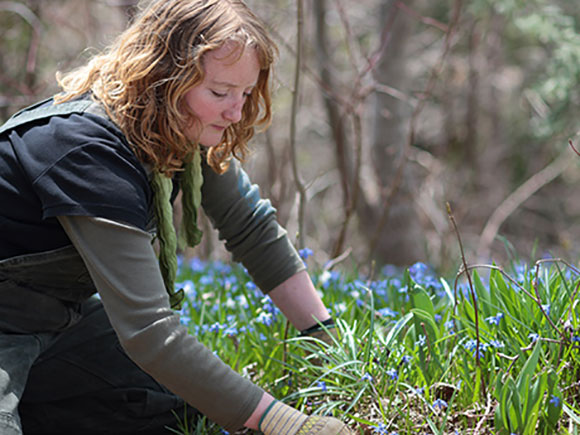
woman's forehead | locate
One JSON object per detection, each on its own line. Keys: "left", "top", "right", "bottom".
{"left": 202, "top": 44, "right": 260, "bottom": 87}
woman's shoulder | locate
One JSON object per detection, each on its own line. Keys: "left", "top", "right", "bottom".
{"left": 12, "top": 100, "right": 139, "bottom": 169}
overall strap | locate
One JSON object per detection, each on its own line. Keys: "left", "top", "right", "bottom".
{"left": 0, "top": 97, "right": 94, "bottom": 135}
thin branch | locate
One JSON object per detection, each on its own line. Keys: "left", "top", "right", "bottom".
{"left": 569, "top": 139, "right": 580, "bottom": 156}
{"left": 477, "top": 149, "right": 573, "bottom": 260}
{"left": 324, "top": 247, "right": 353, "bottom": 272}
{"left": 396, "top": 1, "right": 449, "bottom": 33}
{"left": 332, "top": 0, "right": 361, "bottom": 73}
{"left": 289, "top": 0, "right": 307, "bottom": 249}
{"left": 332, "top": 111, "right": 363, "bottom": 256}
{"left": 447, "top": 202, "right": 485, "bottom": 400}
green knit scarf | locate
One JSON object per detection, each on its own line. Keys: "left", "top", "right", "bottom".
{"left": 151, "top": 148, "right": 203, "bottom": 309}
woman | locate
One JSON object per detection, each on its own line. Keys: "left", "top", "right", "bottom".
{"left": 0, "top": 0, "right": 352, "bottom": 434}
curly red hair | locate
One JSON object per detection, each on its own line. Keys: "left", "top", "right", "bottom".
{"left": 56, "top": 0, "right": 277, "bottom": 175}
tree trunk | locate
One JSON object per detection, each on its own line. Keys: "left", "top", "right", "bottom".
{"left": 361, "top": 0, "right": 425, "bottom": 266}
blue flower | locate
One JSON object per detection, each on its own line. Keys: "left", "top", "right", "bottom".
{"left": 223, "top": 325, "right": 238, "bottom": 337}
{"left": 317, "top": 381, "right": 327, "bottom": 392}
{"left": 401, "top": 355, "right": 412, "bottom": 364}
{"left": 378, "top": 307, "right": 398, "bottom": 318}
{"left": 386, "top": 368, "right": 398, "bottom": 381}
{"left": 209, "top": 322, "right": 222, "bottom": 333}
{"left": 299, "top": 248, "right": 314, "bottom": 260}
{"left": 464, "top": 339, "right": 488, "bottom": 358}
{"left": 199, "top": 275, "right": 213, "bottom": 286}
{"left": 409, "top": 262, "right": 442, "bottom": 290}
{"left": 256, "top": 312, "right": 274, "bottom": 326}
{"left": 189, "top": 257, "right": 206, "bottom": 272}
{"left": 433, "top": 398, "right": 448, "bottom": 410}
{"left": 485, "top": 312, "right": 504, "bottom": 326}
{"left": 361, "top": 373, "right": 374, "bottom": 383}
{"left": 549, "top": 395, "right": 561, "bottom": 408}
{"left": 333, "top": 302, "right": 347, "bottom": 315}
{"left": 541, "top": 304, "right": 551, "bottom": 316}
{"left": 489, "top": 340, "right": 505, "bottom": 349}
{"left": 416, "top": 334, "right": 426, "bottom": 347}
{"left": 409, "top": 262, "right": 429, "bottom": 277}
{"left": 318, "top": 270, "right": 341, "bottom": 289}
{"left": 381, "top": 264, "right": 398, "bottom": 276}
{"left": 371, "top": 422, "right": 387, "bottom": 434}
{"left": 179, "top": 280, "right": 197, "bottom": 299}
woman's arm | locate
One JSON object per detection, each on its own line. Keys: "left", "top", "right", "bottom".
{"left": 200, "top": 159, "right": 306, "bottom": 293}
{"left": 57, "top": 215, "right": 264, "bottom": 432}
{"left": 268, "top": 270, "right": 331, "bottom": 330}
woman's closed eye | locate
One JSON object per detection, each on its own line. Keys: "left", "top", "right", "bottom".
{"left": 211, "top": 90, "right": 227, "bottom": 98}
{"left": 211, "top": 89, "right": 252, "bottom": 100}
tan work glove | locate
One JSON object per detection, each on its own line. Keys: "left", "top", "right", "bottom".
{"left": 259, "top": 400, "right": 354, "bottom": 435}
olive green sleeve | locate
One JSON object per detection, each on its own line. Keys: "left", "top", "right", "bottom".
{"left": 57, "top": 215, "right": 264, "bottom": 432}
{"left": 201, "top": 159, "right": 305, "bottom": 293}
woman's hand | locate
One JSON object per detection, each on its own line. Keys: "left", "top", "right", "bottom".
{"left": 259, "top": 400, "right": 354, "bottom": 435}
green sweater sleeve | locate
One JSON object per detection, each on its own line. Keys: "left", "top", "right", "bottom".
{"left": 58, "top": 216, "right": 264, "bottom": 432}
{"left": 200, "top": 159, "right": 305, "bottom": 293}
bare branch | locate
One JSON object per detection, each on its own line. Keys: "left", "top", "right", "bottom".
{"left": 477, "top": 150, "right": 572, "bottom": 260}
{"left": 289, "top": 0, "right": 307, "bottom": 249}
{"left": 447, "top": 202, "right": 485, "bottom": 398}
{"left": 569, "top": 139, "right": 580, "bottom": 156}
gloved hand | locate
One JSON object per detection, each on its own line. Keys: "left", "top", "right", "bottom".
{"left": 259, "top": 400, "right": 354, "bottom": 435}
{"left": 305, "top": 326, "right": 338, "bottom": 347}
{"left": 300, "top": 319, "right": 338, "bottom": 365}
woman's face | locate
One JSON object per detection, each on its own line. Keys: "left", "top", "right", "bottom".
{"left": 183, "top": 43, "right": 260, "bottom": 146}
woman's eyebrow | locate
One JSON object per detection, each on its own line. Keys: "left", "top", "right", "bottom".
{"left": 210, "top": 79, "right": 257, "bottom": 88}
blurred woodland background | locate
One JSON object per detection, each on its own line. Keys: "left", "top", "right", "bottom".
{"left": 1, "top": 0, "right": 579, "bottom": 275}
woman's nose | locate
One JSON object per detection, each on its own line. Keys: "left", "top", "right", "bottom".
{"left": 223, "top": 98, "right": 244, "bottom": 123}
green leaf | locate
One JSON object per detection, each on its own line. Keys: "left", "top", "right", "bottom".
{"left": 523, "top": 373, "right": 546, "bottom": 434}
{"left": 517, "top": 340, "right": 541, "bottom": 395}
{"left": 473, "top": 270, "right": 491, "bottom": 315}
{"left": 494, "top": 403, "right": 505, "bottom": 433}
{"left": 440, "top": 278, "right": 455, "bottom": 306}
{"left": 363, "top": 287, "right": 375, "bottom": 364}
{"left": 384, "top": 312, "right": 413, "bottom": 349}
{"left": 546, "top": 386, "right": 564, "bottom": 428}
{"left": 510, "top": 388, "right": 524, "bottom": 431}
{"left": 411, "top": 308, "right": 439, "bottom": 344}
{"left": 500, "top": 377, "right": 516, "bottom": 432}
{"left": 410, "top": 283, "right": 435, "bottom": 317}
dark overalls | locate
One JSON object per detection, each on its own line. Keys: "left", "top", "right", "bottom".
{"left": 0, "top": 100, "right": 195, "bottom": 434}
